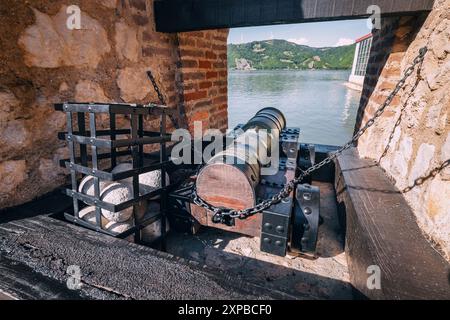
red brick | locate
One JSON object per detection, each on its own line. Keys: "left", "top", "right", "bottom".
{"left": 183, "top": 82, "right": 197, "bottom": 92}
{"left": 193, "top": 100, "right": 211, "bottom": 109}
{"left": 183, "top": 72, "right": 205, "bottom": 81}
{"left": 190, "top": 110, "right": 209, "bottom": 122}
{"left": 196, "top": 38, "right": 211, "bottom": 49}
{"left": 185, "top": 90, "right": 207, "bottom": 102}
{"left": 213, "top": 62, "right": 226, "bottom": 69}
{"left": 180, "top": 49, "right": 204, "bottom": 58}
{"left": 181, "top": 59, "right": 198, "bottom": 68}
{"left": 185, "top": 31, "right": 204, "bottom": 38}
{"left": 214, "top": 110, "right": 227, "bottom": 119}
{"left": 212, "top": 95, "right": 227, "bottom": 105}
{"left": 213, "top": 35, "right": 228, "bottom": 42}
{"left": 206, "top": 71, "right": 218, "bottom": 79}
{"left": 213, "top": 79, "right": 226, "bottom": 86}
{"left": 211, "top": 104, "right": 227, "bottom": 113}
{"left": 212, "top": 44, "right": 227, "bottom": 51}
{"left": 198, "top": 60, "right": 212, "bottom": 69}
{"left": 179, "top": 37, "right": 196, "bottom": 47}
{"left": 208, "top": 88, "right": 218, "bottom": 97}
{"left": 205, "top": 51, "right": 217, "bottom": 60}
{"left": 199, "top": 81, "right": 213, "bottom": 89}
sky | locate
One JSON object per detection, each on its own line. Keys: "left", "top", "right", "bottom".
{"left": 228, "top": 19, "right": 370, "bottom": 47}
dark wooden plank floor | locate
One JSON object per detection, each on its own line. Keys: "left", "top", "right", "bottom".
{"left": 335, "top": 148, "right": 450, "bottom": 299}
{"left": 0, "top": 214, "right": 292, "bottom": 300}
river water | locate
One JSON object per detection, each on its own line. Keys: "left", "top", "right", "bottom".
{"left": 228, "top": 70, "right": 361, "bottom": 146}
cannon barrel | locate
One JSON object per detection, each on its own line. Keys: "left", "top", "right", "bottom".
{"left": 196, "top": 108, "right": 286, "bottom": 210}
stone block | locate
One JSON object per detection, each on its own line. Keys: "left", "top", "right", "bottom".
{"left": 18, "top": 6, "right": 111, "bottom": 68}
{"left": 409, "top": 143, "right": 436, "bottom": 185}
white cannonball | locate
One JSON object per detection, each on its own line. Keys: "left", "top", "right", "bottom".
{"left": 105, "top": 220, "right": 134, "bottom": 242}
{"left": 78, "top": 175, "right": 111, "bottom": 197}
{"left": 138, "top": 170, "right": 170, "bottom": 196}
{"left": 111, "top": 162, "right": 170, "bottom": 197}
{"left": 78, "top": 206, "right": 108, "bottom": 228}
{"left": 135, "top": 200, "right": 147, "bottom": 222}
{"left": 141, "top": 218, "right": 170, "bottom": 243}
{"left": 141, "top": 202, "right": 169, "bottom": 243}
{"left": 100, "top": 182, "right": 134, "bottom": 222}
{"left": 111, "top": 162, "right": 133, "bottom": 176}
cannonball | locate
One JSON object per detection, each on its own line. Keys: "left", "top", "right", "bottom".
{"left": 111, "top": 162, "right": 133, "bottom": 176}
{"left": 141, "top": 218, "right": 170, "bottom": 243}
{"left": 100, "top": 182, "right": 134, "bottom": 222}
{"left": 135, "top": 200, "right": 147, "bottom": 222}
{"left": 138, "top": 170, "right": 170, "bottom": 196}
{"left": 78, "top": 206, "right": 108, "bottom": 228}
{"left": 78, "top": 175, "right": 111, "bottom": 197}
{"left": 105, "top": 220, "right": 134, "bottom": 242}
{"left": 112, "top": 162, "right": 169, "bottom": 197}
{"left": 141, "top": 202, "right": 169, "bottom": 243}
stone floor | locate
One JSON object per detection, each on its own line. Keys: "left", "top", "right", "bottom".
{"left": 165, "top": 182, "right": 353, "bottom": 299}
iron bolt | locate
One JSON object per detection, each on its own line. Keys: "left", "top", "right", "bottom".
{"left": 264, "top": 223, "right": 272, "bottom": 230}
{"left": 276, "top": 226, "right": 284, "bottom": 233}
{"left": 304, "top": 207, "right": 312, "bottom": 215}
{"left": 275, "top": 240, "right": 283, "bottom": 247}
{"left": 303, "top": 193, "right": 312, "bottom": 201}
{"left": 263, "top": 237, "right": 271, "bottom": 244}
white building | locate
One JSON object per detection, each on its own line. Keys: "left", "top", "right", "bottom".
{"left": 348, "top": 33, "right": 373, "bottom": 90}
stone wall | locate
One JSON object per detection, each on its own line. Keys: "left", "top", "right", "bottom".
{"left": 356, "top": 0, "right": 450, "bottom": 260}
{"left": 0, "top": 0, "right": 228, "bottom": 209}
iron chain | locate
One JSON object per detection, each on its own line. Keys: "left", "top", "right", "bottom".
{"left": 193, "top": 47, "right": 428, "bottom": 224}
{"left": 147, "top": 70, "right": 167, "bottom": 105}
{"left": 147, "top": 70, "right": 182, "bottom": 129}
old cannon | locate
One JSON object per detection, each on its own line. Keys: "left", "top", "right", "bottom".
{"left": 170, "top": 108, "right": 321, "bottom": 257}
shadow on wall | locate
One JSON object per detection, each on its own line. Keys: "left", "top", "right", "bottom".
{"left": 402, "top": 159, "right": 450, "bottom": 193}
{"left": 353, "top": 15, "right": 426, "bottom": 137}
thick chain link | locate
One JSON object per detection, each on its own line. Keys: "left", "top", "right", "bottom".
{"left": 193, "top": 47, "right": 428, "bottom": 223}
{"left": 147, "top": 71, "right": 181, "bottom": 129}
{"left": 147, "top": 70, "right": 167, "bottom": 105}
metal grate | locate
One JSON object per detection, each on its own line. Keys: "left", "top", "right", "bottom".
{"left": 55, "top": 102, "right": 173, "bottom": 247}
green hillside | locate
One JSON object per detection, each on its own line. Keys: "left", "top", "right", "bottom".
{"left": 228, "top": 39, "right": 356, "bottom": 70}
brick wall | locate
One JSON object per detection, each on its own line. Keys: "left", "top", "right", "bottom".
{"left": 0, "top": 0, "right": 229, "bottom": 208}
{"left": 355, "top": 0, "right": 450, "bottom": 260}
{"left": 178, "top": 30, "right": 229, "bottom": 133}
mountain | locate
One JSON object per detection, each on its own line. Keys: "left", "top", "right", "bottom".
{"left": 228, "top": 39, "right": 356, "bottom": 70}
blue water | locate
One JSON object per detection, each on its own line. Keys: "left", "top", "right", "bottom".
{"left": 228, "top": 70, "right": 361, "bottom": 146}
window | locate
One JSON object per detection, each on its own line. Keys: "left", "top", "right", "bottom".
{"left": 355, "top": 37, "right": 372, "bottom": 76}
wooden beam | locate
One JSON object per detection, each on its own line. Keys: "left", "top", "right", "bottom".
{"left": 154, "top": 0, "right": 434, "bottom": 32}
{"left": 335, "top": 148, "right": 450, "bottom": 300}
{"left": 0, "top": 214, "right": 292, "bottom": 299}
